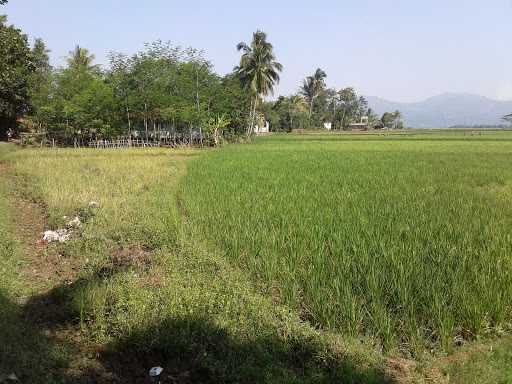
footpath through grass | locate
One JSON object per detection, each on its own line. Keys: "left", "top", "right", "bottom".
{"left": 0, "top": 145, "right": 385, "bottom": 383}
{"left": 0, "top": 147, "right": 67, "bottom": 382}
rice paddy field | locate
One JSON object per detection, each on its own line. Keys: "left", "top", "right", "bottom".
{"left": 1, "top": 130, "right": 512, "bottom": 383}
{"left": 182, "top": 131, "right": 512, "bottom": 352}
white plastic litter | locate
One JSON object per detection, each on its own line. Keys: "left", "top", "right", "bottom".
{"left": 149, "top": 366, "right": 164, "bottom": 377}
{"left": 42, "top": 229, "right": 70, "bottom": 243}
{"left": 41, "top": 202, "right": 100, "bottom": 245}
{"left": 1, "top": 373, "right": 19, "bottom": 382}
{"left": 66, "top": 216, "right": 81, "bottom": 228}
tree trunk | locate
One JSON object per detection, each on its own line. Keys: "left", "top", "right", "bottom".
{"left": 248, "top": 95, "right": 258, "bottom": 139}
{"left": 126, "top": 103, "right": 131, "bottom": 137}
{"left": 288, "top": 104, "right": 293, "bottom": 131}
{"left": 213, "top": 127, "right": 219, "bottom": 147}
{"left": 308, "top": 98, "right": 314, "bottom": 127}
{"left": 196, "top": 67, "right": 200, "bottom": 112}
{"left": 144, "top": 103, "right": 148, "bottom": 139}
{"left": 332, "top": 103, "right": 336, "bottom": 129}
{"left": 247, "top": 98, "right": 254, "bottom": 137}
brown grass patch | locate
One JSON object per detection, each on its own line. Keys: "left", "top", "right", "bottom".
{"left": 110, "top": 245, "right": 153, "bottom": 271}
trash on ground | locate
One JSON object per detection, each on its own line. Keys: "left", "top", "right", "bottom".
{"left": 0, "top": 373, "right": 19, "bottom": 382}
{"left": 149, "top": 366, "right": 164, "bottom": 378}
{"left": 41, "top": 201, "right": 100, "bottom": 245}
{"left": 66, "top": 216, "right": 81, "bottom": 228}
{"left": 42, "top": 229, "right": 70, "bottom": 243}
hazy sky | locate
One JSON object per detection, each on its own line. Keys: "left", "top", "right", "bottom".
{"left": 3, "top": 0, "right": 511, "bottom": 102}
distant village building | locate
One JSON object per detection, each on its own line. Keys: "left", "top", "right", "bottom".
{"left": 254, "top": 120, "right": 270, "bottom": 134}
{"left": 323, "top": 122, "right": 332, "bottom": 130}
{"left": 348, "top": 116, "right": 369, "bottom": 131}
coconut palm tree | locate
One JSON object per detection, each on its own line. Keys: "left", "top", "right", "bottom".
{"left": 67, "top": 45, "right": 98, "bottom": 71}
{"left": 288, "top": 95, "right": 307, "bottom": 129}
{"left": 235, "top": 30, "right": 283, "bottom": 137}
{"left": 300, "top": 68, "right": 327, "bottom": 125}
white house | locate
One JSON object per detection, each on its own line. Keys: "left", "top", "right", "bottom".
{"left": 348, "top": 116, "right": 369, "bottom": 130}
{"left": 323, "top": 122, "right": 332, "bottom": 130}
{"left": 254, "top": 120, "right": 270, "bottom": 134}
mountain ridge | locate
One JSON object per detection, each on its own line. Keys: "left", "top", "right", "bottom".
{"left": 365, "top": 93, "right": 512, "bottom": 128}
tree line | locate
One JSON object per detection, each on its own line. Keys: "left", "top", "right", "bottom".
{"left": 7, "top": 37, "right": 254, "bottom": 145}
{"left": 262, "top": 68, "right": 403, "bottom": 132}
{"left": 0, "top": 11, "right": 404, "bottom": 145}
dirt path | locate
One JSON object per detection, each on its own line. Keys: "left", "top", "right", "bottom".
{"left": 1, "top": 160, "right": 79, "bottom": 293}
{"left": 0, "top": 161, "right": 115, "bottom": 383}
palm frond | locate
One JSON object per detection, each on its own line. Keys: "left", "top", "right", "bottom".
{"left": 234, "top": 30, "right": 282, "bottom": 98}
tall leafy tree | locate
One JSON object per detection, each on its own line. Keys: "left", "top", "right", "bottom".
{"left": 36, "top": 44, "right": 114, "bottom": 143}
{"left": 31, "top": 38, "right": 51, "bottom": 71}
{"left": 288, "top": 95, "right": 307, "bottom": 129}
{"left": 323, "top": 88, "right": 339, "bottom": 125}
{"left": 381, "top": 110, "right": 403, "bottom": 129}
{"left": 28, "top": 38, "right": 52, "bottom": 128}
{"left": 366, "top": 108, "right": 380, "bottom": 128}
{"left": 261, "top": 97, "right": 285, "bottom": 132}
{"left": 0, "top": 16, "right": 34, "bottom": 139}
{"left": 235, "top": 30, "right": 283, "bottom": 137}
{"left": 107, "top": 52, "right": 136, "bottom": 135}
{"left": 357, "top": 96, "right": 368, "bottom": 120}
{"left": 337, "top": 87, "right": 358, "bottom": 129}
{"left": 392, "top": 110, "right": 403, "bottom": 129}
{"left": 300, "top": 68, "right": 326, "bottom": 125}
{"left": 216, "top": 73, "right": 251, "bottom": 130}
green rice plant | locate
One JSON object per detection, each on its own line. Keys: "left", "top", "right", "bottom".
{"left": 0, "top": 145, "right": 386, "bottom": 383}
{"left": 181, "top": 132, "right": 512, "bottom": 353}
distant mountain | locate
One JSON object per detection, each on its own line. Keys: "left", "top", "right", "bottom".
{"left": 366, "top": 93, "right": 512, "bottom": 128}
